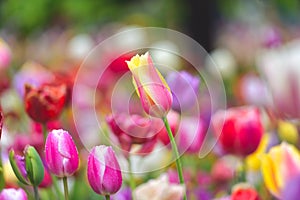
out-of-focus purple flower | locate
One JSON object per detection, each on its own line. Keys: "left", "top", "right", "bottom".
{"left": 106, "top": 113, "right": 162, "bottom": 156}
{"left": 45, "top": 129, "right": 79, "bottom": 177}
{"left": 13, "top": 61, "right": 54, "bottom": 97}
{"left": 87, "top": 145, "right": 122, "bottom": 195}
{"left": 192, "top": 187, "right": 212, "bottom": 200}
{"left": 282, "top": 174, "right": 300, "bottom": 200}
{"left": 177, "top": 117, "right": 205, "bottom": 154}
{"left": 0, "top": 38, "right": 11, "bottom": 70}
{"left": 262, "top": 27, "right": 282, "bottom": 48}
{"left": 0, "top": 188, "right": 27, "bottom": 200}
{"left": 134, "top": 174, "right": 185, "bottom": 200}
{"left": 111, "top": 187, "right": 132, "bottom": 200}
{"left": 167, "top": 169, "right": 191, "bottom": 184}
{"left": 257, "top": 39, "right": 300, "bottom": 119}
{"left": 166, "top": 71, "right": 200, "bottom": 112}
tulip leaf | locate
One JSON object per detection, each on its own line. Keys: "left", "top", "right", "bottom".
{"left": 9, "top": 150, "right": 29, "bottom": 185}
{"left": 25, "top": 146, "right": 44, "bottom": 186}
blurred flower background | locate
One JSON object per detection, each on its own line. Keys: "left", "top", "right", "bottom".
{"left": 1, "top": 0, "right": 300, "bottom": 199}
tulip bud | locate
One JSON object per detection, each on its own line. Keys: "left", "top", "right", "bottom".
{"left": 45, "top": 129, "right": 79, "bottom": 177}
{"left": 212, "top": 106, "right": 263, "bottom": 156}
{"left": 87, "top": 145, "right": 122, "bottom": 195}
{"left": 9, "top": 145, "right": 44, "bottom": 186}
{"left": 126, "top": 52, "right": 173, "bottom": 118}
{"left": 231, "top": 187, "right": 260, "bottom": 200}
{"left": 0, "top": 188, "right": 27, "bottom": 200}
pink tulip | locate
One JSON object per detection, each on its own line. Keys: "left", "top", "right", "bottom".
{"left": 126, "top": 52, "right": 173, "bottom": 118}
{"left": 0, "top": 38, "right": 11, "bottom": 70}
{"left": 0, "top": 188, "right": 27, "bottom": 200}
{"left": 87, "top": 145, "right": 122, "bottom": 195}
{"left": 45, "top": 129, "right": 79, "bottom": 177}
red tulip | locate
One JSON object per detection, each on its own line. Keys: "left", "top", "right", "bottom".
{"left": 24, "top": 84, "right": 67, "bottom": 123}
{"left": 212, "top": 106, "right": 263, "bottom": 156}
{"left": 231, "top": 187, "right": 260, "bottom": 200}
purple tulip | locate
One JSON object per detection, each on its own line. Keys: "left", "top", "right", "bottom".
{"left": 0, "top": 188, "right": 27, "bottom": 200}
{"left": 45, "top": 129, "right": 79, "bottom": 177}
{"left": 166, "top": 71, "right": 200, "bottom": 112}
{"left": 87, "top": 145, "right": 122, "bottom": 195}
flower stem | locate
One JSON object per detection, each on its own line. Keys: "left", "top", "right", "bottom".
{"left": 63, "top": 177, "right": 69, "bottom": 200}
{"left": 128, "top": 156, "right": 136, "bottom": 190}
{"left": 162, "top": 116, "right": 187, "bottom": 200}
{"left": 42, "top": 123, "right": 47, "bottom": 142}
{"left": 33, "top": 185, "right": 39, "bottom": 200}
{"left": 105, "top": 195, "right": 110, "bottom": 200}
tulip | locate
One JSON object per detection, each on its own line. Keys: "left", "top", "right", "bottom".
{"left": 0, "top": 38, "right": 11, "bottom": 70}
{"left": 45, "top": 129, "right": 79, "bottom": 177}
{"left": 166, "top": 71, "right": 200, "bottom": 112}
{"left": 231, "top": 187, "right": 260, "bottom": 200}
{"left": 133, "top": 174, "right": 185, "bottom": 200}
{"left": 278, "top": 120, "right": 298, "bottom": 145}
{"left": 257, "top": 39, "right": 300, "bottom": 119}
{"left": 9, "top": 146, "right": 44, "bottom": 200}
{"left": 0, "top": 188, "right": 27, "bottom": 200}
{"left": 9, "top": 146, "right": 44, "bottom": 186}
{"left": 24, "top": 84, "right": 67, "bottom": 123}
{"left": 87, "top": 145, "right": 122, "bottom": 196}
{"left": 212, "top": 106, "right": 263, "bottom": 156}
{"left": 261, "top": 142, "right": 300, "bottom": 199}
{"left": 126, "top": 52, "right": 172, "bottom": 118}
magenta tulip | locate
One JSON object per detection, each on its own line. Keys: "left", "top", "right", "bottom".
{"left": 87, "top": 145, "right": 122, "bottom": 195}
{"left": 45, "top": 129, "right": 79, "bottom": 177}
{"left": 0, "top": 38, "right": 11, "bottom": 70}
{"left": 0, "top": 188, "right": 27, "bottom": 200}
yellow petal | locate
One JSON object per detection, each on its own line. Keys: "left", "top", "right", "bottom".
{"left": 261, "top": 154, "right": 280, "bottom": 197}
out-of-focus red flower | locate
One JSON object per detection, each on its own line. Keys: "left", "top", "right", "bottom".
{"left": 38, "top": 164, "right": 52, "bottom": 188}
{"left": 106, "top": 113, "right": 161, "bottom": 156}
{"left": 211, "top": 158, "right": 234, "bottom": 184}
{"left": 212, "top": 106, "right": 263, "bottom": 156}
{"left": 24, "top": 84, "right": 67, "bottom": 123}
{"left": 231, "top": 187, "right": 260, "bottom": 200}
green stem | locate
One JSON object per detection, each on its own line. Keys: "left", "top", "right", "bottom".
{"left": 51, "top": 175, "right": 63, "bottom": 199}
{"left": 33, "top": 185, "right": 39, "bottom": 200}
{"left": 162, "top": 116, "right": 187, "bottom": 200}
{"left": 42, "top": 123, "right": 47, "bottom": 142}
{"left": 128, "top": 156, "right": 136, "bottom": 200}
{"left": 105, "top": 195, "right": 110, "bottom": 200}
{"left": 63, "top": 177, "right": 69, "bottom": 200}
